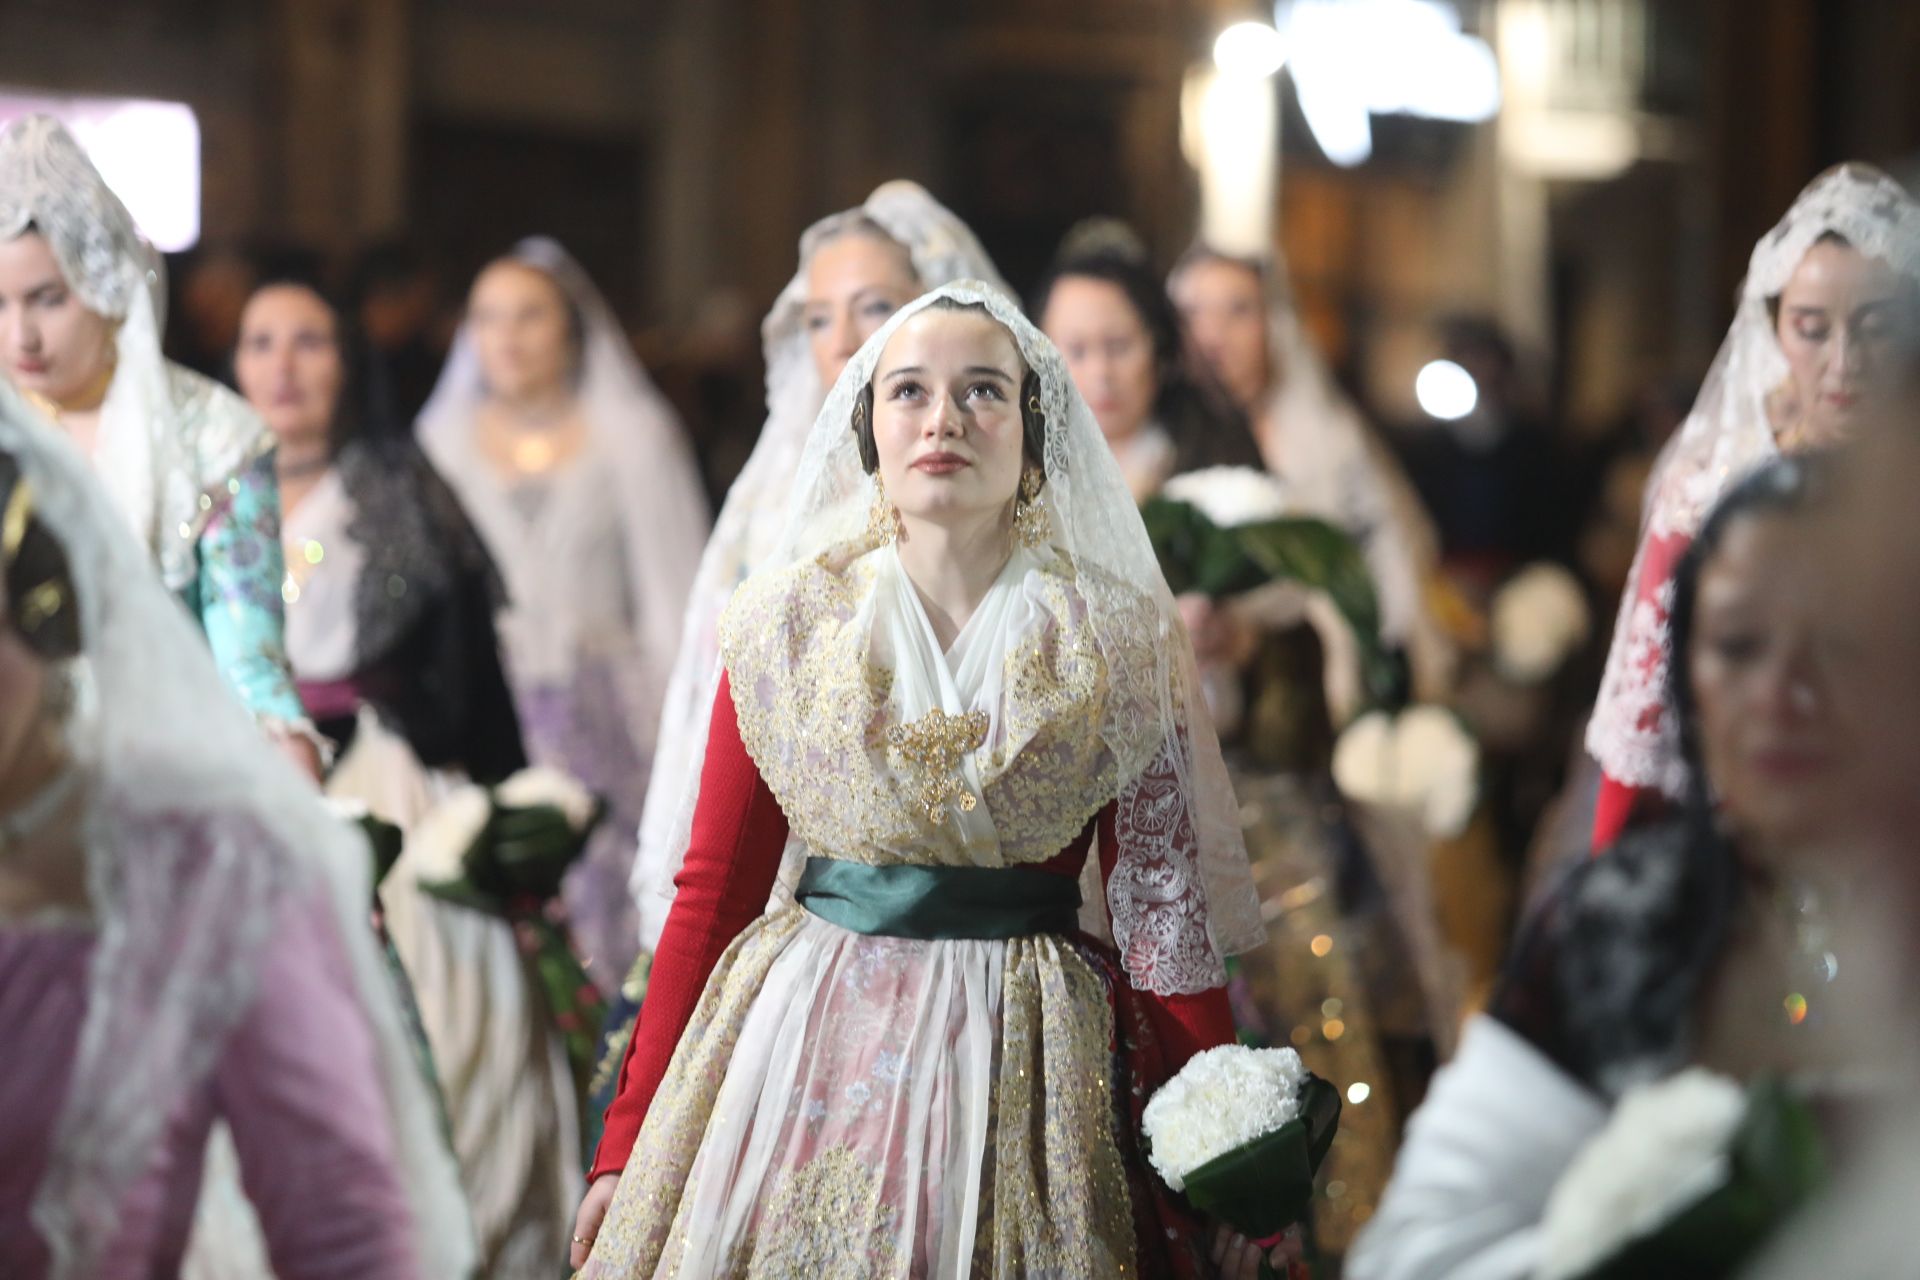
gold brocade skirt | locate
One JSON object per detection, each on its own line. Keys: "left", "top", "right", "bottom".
{"left": 578, "top": 905, "right": 1152, "bottom": 1279}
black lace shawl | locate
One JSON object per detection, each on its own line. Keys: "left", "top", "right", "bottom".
{"left": 1489, "top": 817, "right": 1742, "bottom": 1099}
{"left": 325, "top": 435, "right": 526, "bottom": 783}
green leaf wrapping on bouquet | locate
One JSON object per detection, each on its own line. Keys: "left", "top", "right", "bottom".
{"left": 1174, "top": 1074, "right": 1344, "bottom": 1241}
{"left": 418, "top": 798, "right": 605, "bottom": 909}
{"left": 1140, "top": 498, "right": 1217, "bottom": 597}
{"left": 417, "top": 796, "right": 611, "bottom": 1125}
{"left": 1566, "top": 1078, "right": 1826, "bottom": 1280}
{"left": 355, "top": 813, "right": 405, "bottom": 892}
{"left": 480, "top": 801, "right": 606, "bottom": 902}
{"left": 1142, "top": 496, "right": 1395, "bottom": 707}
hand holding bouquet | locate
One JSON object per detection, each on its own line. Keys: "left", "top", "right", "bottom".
{"left": 1143, "top": 470, "right": 1395, "bottom": 708}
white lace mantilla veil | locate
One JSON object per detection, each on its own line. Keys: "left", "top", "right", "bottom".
{"left": 415, "top": 234, "right": 709, "bottom": 713}
{"left": 631, "top": 181, "right": 1010, "bottom": 949}
{"left": 725, "top": 281, "right": 1262, "bottom": 994}
{"left": 0, "top": 115, "right": 267, "bottom": 591}
{"left": 0, "top": 390, "right": 473, "bottom": 1280}
{"left": 1587, "top": 163, "right": 1920, "bottom": 795}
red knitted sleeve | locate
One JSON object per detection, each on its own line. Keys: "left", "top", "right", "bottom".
{"left": 589, "top": 671, "right": 789, "bottom": 1178}
{"left": 1094, "top": 805, "right": 1237, "bottom": 1067}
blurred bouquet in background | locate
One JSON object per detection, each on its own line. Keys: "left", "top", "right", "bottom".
{"left": 1331, "top": 704, "right": 1481, "bottom": 839}
{"left": 1145, "top": 467, "right": 1396, "bottom": 709}
{"left": 409, "top": 766, "right": 607, "bottom": 1097}
{"left": 1489, "top": 562, "right": 1591, "bottom": 685}
{"left": 1539, "top": 1069, "right": 1826, "bottom": 1280}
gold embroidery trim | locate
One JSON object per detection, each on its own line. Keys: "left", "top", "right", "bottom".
{"left": 885, "top": 707, "right": 989, "bottom": 823}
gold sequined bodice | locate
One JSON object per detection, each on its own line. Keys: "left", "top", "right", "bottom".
{"left": 717, "top": 548, "right": 1148, "bottom": 869}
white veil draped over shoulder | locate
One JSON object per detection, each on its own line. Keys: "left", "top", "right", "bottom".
{"left": 0, "top": 115, "right": 267, "bottom": 592}
{"left": 1586, "top": 164, "right": 1920, "bottom": 794}
{"left": 0, "top": 389, "right": 472, "bottom": 1280}
{"left": 630, "top": 182, "right": 1007, "bottom": 949}
{"left": 1257, "top": 258, "right": 1445, "bottom": 680}
{"left": 709, "top": 282, "right": 1262, "bottom": 994}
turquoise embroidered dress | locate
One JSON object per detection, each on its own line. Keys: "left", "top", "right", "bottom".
{"left": 180, "top": 449, "right": 304, "bottom": 726}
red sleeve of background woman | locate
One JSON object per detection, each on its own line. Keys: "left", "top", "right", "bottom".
{"left": 1590, "top": 526, "right": 1693, "bottom": 853}
{"left": 589, "top": 672, "right": 788, "bottom": 1180}
{"left": 1592, "top": 775, "right": 1646, "bottom": 852}
{"left": 1096, "top": 806, "right": 1238, "bottom": 1064}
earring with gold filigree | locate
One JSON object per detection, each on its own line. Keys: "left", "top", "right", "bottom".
{"left": 866, "top": 473, "right": 901, "bottom": 545}
{"left": 1012, "top": 465, "right": 1049, "bottom": 548}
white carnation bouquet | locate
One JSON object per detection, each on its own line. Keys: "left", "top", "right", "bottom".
{"left": 406, "top": 765, "right": 609, "bottom": 1097}
{"left": 408, "top": 765, "right": 601, "bottom": 897}
{"left": 1490, "top": 562, "right": 1591, "bottom": 683}
{"left": 1330, "top": 703, "right": 1481, "bottom": 838}
{"left": 1142, "top": 1045, "right": 1342, "bottom": 1276}
{"left": 1539, "top": 1069, "right": 1825, "bottom": 1280}
{"left": 1161, "top": 466, "right": 1293, "bottom": 527}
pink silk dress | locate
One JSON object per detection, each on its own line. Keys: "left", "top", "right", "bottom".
{"left": 0, "top": 890, "right": 423, "bottom": 1279}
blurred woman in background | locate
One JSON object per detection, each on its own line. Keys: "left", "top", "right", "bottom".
{"left": 0, "top": 383, "right": 472, "bottom": 1279}
{"left": 235, "top": 276, "right": 524, "bottom": 792}
{"left": 1352, "top": 453, "right": 1910, "bottom": 1279}
{"left": 1587, "top": 164, "right": 1920, "bottom": 850}
{"left": 0, "top": 115, "right": 318, "bottom": 777}
{"left": 419, "top": 238, "right": 709, "bottom": 992}
{"left": 1169, "top": 246, "right": 1449, "bottom": 699}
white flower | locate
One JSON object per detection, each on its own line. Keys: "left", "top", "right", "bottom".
{"left": 494, "top": 766, "right": 597, "bottom": 831}
{"left": 322, "top": 796, "right": 370, "bottom": 823}
{"left": 1491, "top": 562, "right": 1591, "bottom": 683}
{"left": 407, "top": 784, "right": 492, "bottom": 883}
{"left": 1141, "top": 1045, "right": 1309, "bottom": 1192}
{"left": 1538, "top": 1069, "right": 1748, "bottom": 1280}
{"left": 1331, "top": 705, "right": 1480, "bottom": 838}
{"left": 1162, "top": 466, "right": 1291, "bottom": 527}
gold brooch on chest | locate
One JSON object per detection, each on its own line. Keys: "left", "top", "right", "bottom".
{"left": 886, "top": 707, "right": 990, "bottom": 824}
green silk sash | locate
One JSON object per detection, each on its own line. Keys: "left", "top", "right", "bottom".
{"left": 796, "top": 857, "right": 1081, "bottom": 940}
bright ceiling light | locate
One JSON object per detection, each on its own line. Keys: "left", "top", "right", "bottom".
{"left": 1416, "top": 359, "right": 1478, "bottom": 420}
{"left": 1278, "top": 0, "right": 1501, "bottom": 167}
{"left": 1214, "top": 20, "right": 1288, "bottom": 80}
